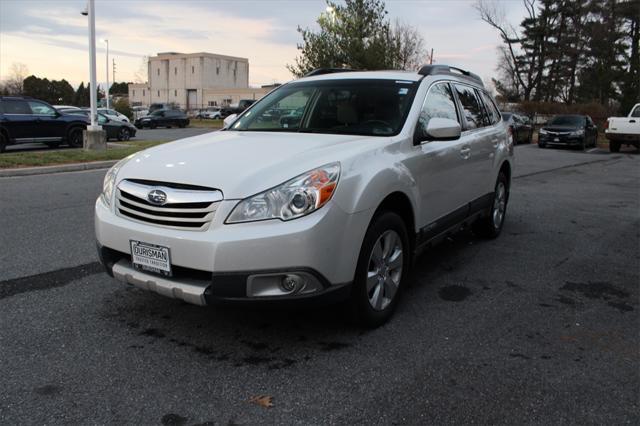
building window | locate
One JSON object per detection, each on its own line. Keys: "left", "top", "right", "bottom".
{"left": 192, "top": 65, "right": 195, "bottom": 74}
{"left": 174, "top": 67, "right": 177, "bottom": 75}
{"left": 157, "top": 68, "right": 160, "bottom": 76}
{"left": 142, "top": 90, "right": 145, "bottom": 96}
{"left": 157, "top": 90, "right": 160, "bottom": 97}
{"left": 216, "top": 66, "right": 220, "bottom": 75}
{"left": 208, "top": 101, "right": 218, "bottom": 106}
{"left": 174, "top": 90, "right": 177, "bottom": 96}
{"left": 133, "top": 90, "right": 136, "bottom": 96}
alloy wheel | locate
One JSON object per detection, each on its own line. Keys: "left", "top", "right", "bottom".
{"left": 492, "top": 181, "right": 506, "bottom": 229}
{"left": 366, "top": 230, "right": 403, "bottom": 311}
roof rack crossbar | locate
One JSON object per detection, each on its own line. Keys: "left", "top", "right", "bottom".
{"left": 303, "top": 68, "right": 357, "bottom": 77}
{"left": 417, "top": 65, "right": 483, "bottom": 86}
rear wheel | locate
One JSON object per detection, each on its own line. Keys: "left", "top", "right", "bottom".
{"left": 610, "top": 140, "right": 621, "bottom": 152}
{"left": 351, "top": 211, "right": 409, "bottom": 328}
{"left": 67, "top": 127, "right": 83, "bottom": 148}
{"left": 0, "top": 132, "right": 7, "bottom": 153}
{"left": 150, "top": 122, "right": 157, "bottom": 129}
{"left": 473, "top": 172, "right": 508, "bottom": 239}
{"left": 117, "top": 128, "right": 130, "bottom": 141}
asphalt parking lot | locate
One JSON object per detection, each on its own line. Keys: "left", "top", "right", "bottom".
{"left": 0, "top": 145, "right": 638, "bottom": 424}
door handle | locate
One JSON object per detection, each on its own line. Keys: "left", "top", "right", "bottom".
{"left": 630, "top": 120, "right": 636, "bottom": 123}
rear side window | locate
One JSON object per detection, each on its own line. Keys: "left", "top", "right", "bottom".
{"left": 418, "top": 82, "right": 459, "bottom": 130}
{"left": 1, "top": 100, "right": 31, "bottom": 114}
{"left": 478, "top": 91, "right": 500, "bottom": 125}
{"left": 632, "top": 106, "right": 640, "bottom": 117}
{"left": 28, "top": 101, "right": 56, "bottom": 116}
{"left": 454, "top": 84, "right": 485, "bottom": 129}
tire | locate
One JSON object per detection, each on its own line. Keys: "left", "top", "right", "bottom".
{"left": 351, "top": 211, "right": 410, "bottom": 328}
{"left": 150, "top": 122, "right": 157, "bottom": 129}
{"left": 473, "top": 172, "right": 509, "bottom": 239}
{"left": 67, "top": 127, "right": 83, "bottom": 148}
{"left": 0, "top": 132, "right": 7, "bottom": 153}
{"left": 178, "top": 122, "right": 186, "bottom": 128}
{"left": 610, "top": 140, "right": 621, "bottom": 153}
{"left": 538, "top": 142, "right": 546, "bottom": 148}
{"left": 117, "top": 128, "right": 130, "bottom": 141}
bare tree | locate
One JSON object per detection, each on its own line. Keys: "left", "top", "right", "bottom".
{"left": 133, "top": 56, "right": 149, "bottom": 83}
{"left": 391, "top": 20, "right": 429, "bottom": 70}
{"left": 5, "top": 62, "right": 29, "bottom": 94}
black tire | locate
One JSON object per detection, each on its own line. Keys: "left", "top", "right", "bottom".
{"left": 67, "top": 127, "right": 83, "bottom": 148}
{"left": 610, "top": 140, "right": 621, "bottom": 153}
{"left": 538, "top": 142, "right": 546, "bottom": 148}
{"left": 351, "top": 211, "right": 410, "bottom": 328}
{"left": 150, "top": 122, "right": 157, "bottom": 129}
{"left": 473, "top": 171, "right": 509, "bottom": 239}
{"left": 45, "top": 141, "right": 61, "bottom": 149}
{"left": 0, "top": 132, "right": 7, "bottom": 153}
{"left": 178, "top": 122, "right": 186, "bottom": 128}
{"left": 117, "top": 128, "right": 130, "bottom": 141}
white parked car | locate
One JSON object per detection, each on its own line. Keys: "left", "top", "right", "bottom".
{"left": 605, "top": 103, "right": 640, "bottom": 152}
{"left": 98, "top": 108, "right": 129, "bottom": 123}
{"left": 95, "top": 65, "right": 514, "bottom": 327}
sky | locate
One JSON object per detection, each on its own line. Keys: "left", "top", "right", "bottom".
{"left": 0, "top": 0, "right": 528, "bottom": 89}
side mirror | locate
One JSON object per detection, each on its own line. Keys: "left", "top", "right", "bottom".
{"left": 223, "top": 113, "right": 238, "bottom": 129}
{"left": 415, "top": 117, "right": 461, "bottom": 144}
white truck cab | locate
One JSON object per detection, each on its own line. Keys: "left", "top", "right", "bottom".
{"left": 95, "top": 65, "right": 514, "bottom": 327}
{"left": 606, "top": 103, "right": 640, "bottom": 152}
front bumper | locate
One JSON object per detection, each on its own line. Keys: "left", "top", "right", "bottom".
{"left": 95, "top": 196, "right": 371, "bottom": 305}
{"left": 538, "top": 133, "right": 584, "bottom": 146}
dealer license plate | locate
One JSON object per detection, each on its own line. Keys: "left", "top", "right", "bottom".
{"left": 130, "top": 240, "right": 172, "bottom": 277}
{"left": 554, "top": 137, "right": 560, "bottom": 142}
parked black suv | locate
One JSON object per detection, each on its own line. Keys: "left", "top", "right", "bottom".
{"left": 0, "top": 96, "right": 89, "bottom": 152}
{"left": 538, "top": 114, "right": 598, "bottom": 150}
{"left": 134, "top": 109, "right": 189, "bottom": 129}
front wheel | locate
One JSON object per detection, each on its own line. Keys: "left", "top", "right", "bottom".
{"left": 67, "top": 127, "right": 83, "bottom": 148}
{"left": 351, "top": 212, "right": 409, "bottom": 328}
{"left": 473, "top": 172, "right": 508, "bottom": 239}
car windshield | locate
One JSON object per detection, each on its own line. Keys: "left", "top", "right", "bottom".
{"left": 549, "top": 116, "right": 584, "bottom": 126}
{"left": 229, "top": 79, "right": 419, "bottom": 136}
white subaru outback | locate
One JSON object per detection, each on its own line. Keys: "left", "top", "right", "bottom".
{"left": 95, "top": 65, "right": 513, "bottom": 327}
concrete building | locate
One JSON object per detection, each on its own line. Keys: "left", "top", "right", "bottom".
{"left": 128, "top": 52, "right": 271, "bottom": 110}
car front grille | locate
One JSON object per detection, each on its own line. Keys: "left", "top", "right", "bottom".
{"left": 116, "top": 180, "right": 223, "bottom": 231}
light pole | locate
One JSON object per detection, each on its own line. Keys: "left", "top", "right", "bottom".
{"left": 102, "top": 39, "right": 110, "bottom": 110}
{"left": 81, "top": 0, "right": 105, "bottom": 150}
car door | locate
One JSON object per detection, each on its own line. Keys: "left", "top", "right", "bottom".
{"left": 404, "top": 81, "right": 471, "bottom": 234}
{"left": 452, "top": 84, "right": 495, "bottom": 204}
{"left": 0, "top": 99, "right": 36, "bottom": 142}
{"left": 27, "top": 100, "right": 65, "bottom": 141}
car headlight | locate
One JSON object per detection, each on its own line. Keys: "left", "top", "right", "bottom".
{"left": 101, "top": 155, "right": 134, "bottom": 207}
{"left": 226, "top": 162, "right": 340, "bottom": 223}
{"left": 570, "top": 129, "right": 585, "bottom": 136}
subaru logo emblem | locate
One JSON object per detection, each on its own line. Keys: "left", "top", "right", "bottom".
{"left": 147, "top": 189, "right": 167, "bottom": 205}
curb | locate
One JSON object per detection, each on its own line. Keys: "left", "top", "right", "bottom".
{"left": 0, "top": 160, "right": 117, "bottom": 178}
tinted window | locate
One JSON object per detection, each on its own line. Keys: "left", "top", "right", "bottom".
{"left": 502, "top": 113, "right": 512, "bottom": 121}
{"left": 231, "top": 79, "right": 418, "bottom": 136}
{"left": 478, "top": 91, "right": 500, "bottom": 125}
{"left": 418, "top": 83, "right": 458, "bottom": 131}
{"left": 454, "top": 84, "right": 485, "bottom": 129}
{"left": 549, "top": 116, "right": 584, "bottom": 126}
{"left": 1, "top": 100, "right": 31, "bottom": 114}
{"left": 632, "top": 106, "right": 640, "bottom": 117}
{"left": 97, "top": 114, "right": 108, "bottom": 124}
{"left": 29, "top": 101, "right": 56, "bottom": 116}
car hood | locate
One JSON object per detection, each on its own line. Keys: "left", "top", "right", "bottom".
{"left": 117, "top": 130, "right": 374, "bottom": 199}
{"left": 541, "top": 125, "right": 581, "bottom": 132}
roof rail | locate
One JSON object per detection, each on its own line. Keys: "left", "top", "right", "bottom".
{"left": 418, "top": 65, "right": 483, "bottom": 86}
{"left": 303, "top": 68, "right": 357, "bottom": 77}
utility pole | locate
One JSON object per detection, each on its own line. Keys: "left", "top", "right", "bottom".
{"left": 102, "top": 39, "right": 109, "bottom": 109}
{"left": 112, "top": 59, "right": 116, "bottom": 86}
{"left": 430, "top": 48, "right": 434, "bottom": 65}
{"left": 82, "top": 0, "right": 106, "bottom": 150}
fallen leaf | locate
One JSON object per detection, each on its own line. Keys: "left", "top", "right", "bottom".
{"left": 249, "top": 395, "right": 274, "bottom": 409}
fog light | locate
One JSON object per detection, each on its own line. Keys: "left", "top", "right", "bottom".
{"left": 281, "top": 274, "right": 304, "bottom": 292}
